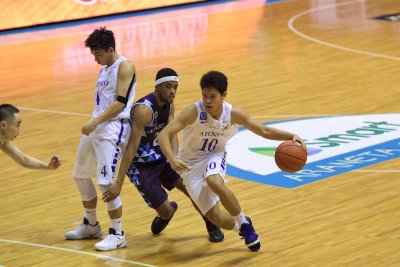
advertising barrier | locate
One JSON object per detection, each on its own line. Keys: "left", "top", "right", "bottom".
{"left": 1, "top": 0, "right": 207, "bottom": 30}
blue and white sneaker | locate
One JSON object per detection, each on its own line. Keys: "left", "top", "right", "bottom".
{"left": 239, "top": 216, "right": 261, "bottom": 251}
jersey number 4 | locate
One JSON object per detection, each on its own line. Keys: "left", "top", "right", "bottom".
{"left": 101, "top": 166, "right": 108, "bottom": 177}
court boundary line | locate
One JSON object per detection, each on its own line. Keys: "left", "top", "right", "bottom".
{"left": 0, "top": 238, "right": 159, "bottom": 267}
{"left": 20, "top": 107, "right": 91, "bottom": 117}
{"left": 287, "top": 0, "right": 400, "bottom": 62}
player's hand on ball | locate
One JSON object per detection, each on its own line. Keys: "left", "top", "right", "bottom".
{"left": 293, "top": 134, "right": 307, "bottom": 152}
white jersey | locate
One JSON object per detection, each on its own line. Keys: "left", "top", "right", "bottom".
{"left": 92, "top": 56, "right": 136, "bottom": 120}
{"left": 178, "top": 100, "right": 239, "bottom": 167}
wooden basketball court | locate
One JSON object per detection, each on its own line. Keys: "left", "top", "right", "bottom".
{"left": 0, "top": 0, "right": 399, "bottom": 266}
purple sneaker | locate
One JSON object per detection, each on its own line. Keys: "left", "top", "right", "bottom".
{"left": 239, "top": 216, "right": 261, "bottom": 251}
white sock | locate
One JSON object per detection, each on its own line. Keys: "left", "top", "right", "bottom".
{"left": 84, "top": 208, "right": 97, "bottom": 225}
{"left": 111, "top": 218, "right": 122, "bottom": 235}
{"left": 235, "top": 211, "right": 248, "bottom": 226}
{"left": 231, "top": 221, "right": 240, "bottom": 232}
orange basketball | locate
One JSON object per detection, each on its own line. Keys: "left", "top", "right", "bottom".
{"left": 274, "top": 140, "right": 307, "bottom": 173}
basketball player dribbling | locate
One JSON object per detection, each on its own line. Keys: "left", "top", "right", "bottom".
{"left": 64, "top": 27, "right": 136, "bottom": 251}
{"left": 158, "top": 70, "right": 306, "bottom": 251}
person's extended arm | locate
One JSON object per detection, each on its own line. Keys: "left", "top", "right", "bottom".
{"left": 158, "top": 104, "right": 197, "bottom": 172}
{"left": 102, "top": 105, "right": 151, "bottom": 202}
{"left": 2, "top": 142, "right": 61, "bottom": 170}
{"left": 232, "top": 107, "right": 307, "bottom": 150}
{"left": 82, "top": 61, "right": 136, "bottom": 135}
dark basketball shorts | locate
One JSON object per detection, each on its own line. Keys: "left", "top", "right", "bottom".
{"left": 127, "top": 158, "right": 180, "bottom": 209}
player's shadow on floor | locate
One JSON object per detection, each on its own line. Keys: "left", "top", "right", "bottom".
{"left": 130, "top": 234, "right": 263, "bottom": 266}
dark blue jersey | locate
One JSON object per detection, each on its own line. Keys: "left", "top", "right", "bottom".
{"left": 132, "top": 93, "right": 171, "bottom": 163}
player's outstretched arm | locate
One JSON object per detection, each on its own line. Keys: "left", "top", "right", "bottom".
{"left": 232, "top": 107, "right": 307, "bottom": 150}
{"left": 2, "top": 142, "right": 61, "bottom": 170}
{"left": 102, "top": 105, "right": 150, "bottom": 202}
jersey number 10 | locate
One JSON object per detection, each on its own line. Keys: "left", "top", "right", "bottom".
{"left": 200, "top": 138, "right": 218, "bottom": 152}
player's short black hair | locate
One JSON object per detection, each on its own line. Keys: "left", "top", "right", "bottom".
{"left": 0, "top": 104, "right": 19, "bottom": 122}
{"left": 85, "top": 26, "right": 116, "bottom": 51}
{"left": 200, "top": 70, "right": 228, "bottom": 94}
{"left": 155, "top": 68, "right": 178, "bottom": 80}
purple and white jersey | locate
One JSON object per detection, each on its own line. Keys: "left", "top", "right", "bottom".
{"left": 92, "top": 56, "right": 136, "bottom": 120}
{"left": 178, "top": 100, "right": 239, "bottom": 168}
{"left": 132, "top": 93, "right": 171, "bottom": 163}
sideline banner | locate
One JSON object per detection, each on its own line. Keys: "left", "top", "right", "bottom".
{"left": 1, "top": 0, "right": 207, "bottom": 31}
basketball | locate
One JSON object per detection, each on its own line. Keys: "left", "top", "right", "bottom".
{"left": 274, "top": 140, "right": 307, "bottom": 172}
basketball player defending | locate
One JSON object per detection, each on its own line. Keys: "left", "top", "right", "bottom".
{"left": 102, "top": 68, "right": 224, "bottom": 242}
{"left": 64, "top": 27, "right": 136, "bottom": 251}
{"left": 0, "top": 104, "right": 61, "bottom": 170}
{"left": 158, "top": 71, "right": 306, "bottom": 251}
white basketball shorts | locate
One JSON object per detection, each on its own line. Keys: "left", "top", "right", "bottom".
{"left": 73, "top": 119, "right": 131, "bottom": 185}
{"left": 181, "top": 151, "right": 227, "bottom": 215}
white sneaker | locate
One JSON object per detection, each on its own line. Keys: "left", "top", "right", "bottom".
{"left": 94, "top": 228, "right": 127, "bottom": 251}
{"left": 64, "top": 218, "right": 102, "bottom": 240}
